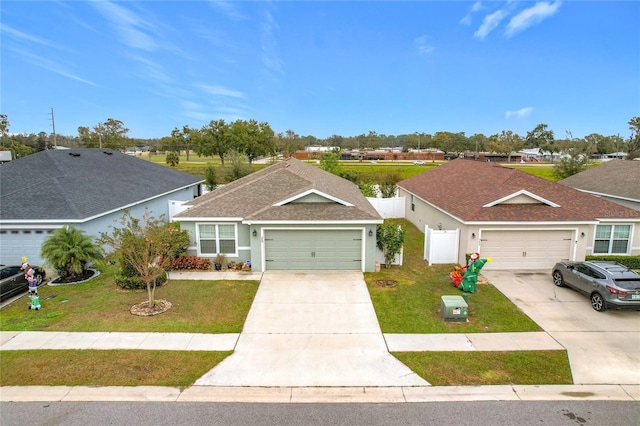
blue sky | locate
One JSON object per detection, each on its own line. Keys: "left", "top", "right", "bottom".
{"left": 2, "top": 1, "right": 639, "bottom": 140}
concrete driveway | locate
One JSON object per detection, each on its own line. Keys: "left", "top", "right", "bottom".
{"left": 195, "top": 271, "right": 428, "bottom": 387}
{"left": 482, "top": 270, "right": 640, "bottom": 385}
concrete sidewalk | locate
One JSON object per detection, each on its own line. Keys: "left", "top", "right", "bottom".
{"left": 0, "top": 331, "right": 563, "bottom": 352}
{"left": 2, "top": 384, "right": 639, "bottom": 403}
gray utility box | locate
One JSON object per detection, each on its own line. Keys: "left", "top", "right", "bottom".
{"left": 441, "top": 295, "right": 468, "bottom": 322}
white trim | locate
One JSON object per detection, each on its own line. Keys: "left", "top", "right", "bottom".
{"left": 465, "top": 220, "right": 598, "bottom": 226}
{"left": 175, "top": 217, "right": 244, "bottom": 222}
{"left": 0, "top": 224, "right": 65, "bottom": 230}
{"left": 592, "top": 223, "right": 633, "bottom": 255}
{"left": 274, "top": 189, "right": 354, "bottom": 207}
{"left": 260, "top": 226, "right": 367, "bottom": 272}
{"left": 574, "top": 189, "right": 640, "bottom": 204}
{"left": 245, "top": 220, "right": 382, "bottom": 225}
{"left": 483, "top": 190, "right": 560, "bottom": 208}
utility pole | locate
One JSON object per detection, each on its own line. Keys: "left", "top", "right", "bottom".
{"left": 50, "top": 108, "right": 57, "bottom": 148}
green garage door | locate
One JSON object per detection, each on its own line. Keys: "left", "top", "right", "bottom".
{"left": 264, "top": 230, "right": 363, "bottom": 270}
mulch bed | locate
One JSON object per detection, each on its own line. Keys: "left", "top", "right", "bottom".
{"left": 51, "top": 269, "right": 96, "bottom": 284}
{"left": 130, "top": 299, "right": 172, "bottom": 316}
{"left": 375, "top": 279, "right": 398, "bottom": 288}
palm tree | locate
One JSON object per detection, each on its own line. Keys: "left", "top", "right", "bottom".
{"left": 41, "top": 225, "right": 103, "bottom": 281}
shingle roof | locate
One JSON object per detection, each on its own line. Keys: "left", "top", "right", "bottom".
{"left": 0, "top": 149, "right": 203, "bottom": 221}
{"left": 398, "top": 159, "right": 640, "bottom": 222}
{"left": 176, "top": 157, "right": 382, "bottom": 222}
{"left": 559, "top": 160, "right": 640, "bottom": 202}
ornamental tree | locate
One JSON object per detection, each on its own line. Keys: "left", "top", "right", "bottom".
{"left": 99, "top": 210, "right": 190, "bottom": 311}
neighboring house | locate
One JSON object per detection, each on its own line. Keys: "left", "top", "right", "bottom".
{"left": 175, "top": 157, "right": 383, "bottom": 272}
{"left": 0, "top": 149, "right": 203, "bottom": 266}
{"left": 398, "top": 159, "right": 640, "bottom": 270}
{"left": 559, "top": 160, "right": 640, "bottom": 211}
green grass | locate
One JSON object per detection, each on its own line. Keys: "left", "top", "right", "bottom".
{"left": 394, "top": 351, "right": 573, "bottom": 385}
{"left": 503, "top": 164, "right": 559, "bottom": 181}
{"left": 0, "top": 264, "right": 259, "bottom": 333}
{"left": 366, "top": 219, "right": 541, "bottom": 333}
{"left": 0, "top": 350, "right": 229, "bottom": 388}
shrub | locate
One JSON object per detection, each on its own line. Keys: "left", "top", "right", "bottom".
{"left": 115, "top": 272, "right": 167, "bottom": 290}
{"left": 169, "top": 256, "right": 212, "bottom": 271}
{"left": 585, "top": 255, "right": 640, "bottom": 269}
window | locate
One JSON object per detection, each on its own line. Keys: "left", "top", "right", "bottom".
{"left": 197, "top": 224, "right": 237, "bottom": 256}
{"left": 411, "top": 195, "right": 415, "bottom": 212}
{"left": 594, "top": 224, "right": 631, "bottom": 254}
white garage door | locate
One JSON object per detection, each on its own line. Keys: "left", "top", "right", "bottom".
{"left": 264, "top": 229, "right": 363, "bottom": 270}
{"left": 0, "top": 229, "right": 52, "bottom": 266}
{"left": 479, "top": 230, "right": 573, "bottom": 270}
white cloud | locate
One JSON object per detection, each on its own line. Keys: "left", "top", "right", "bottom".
{"left": 474, "top": 9, "right": 509, "bottom": 39}
{"left": 92, "top": 1, "right": 158, "bottom": 51}
{"left": 207, "top": 0, "right": 246, "bottom": 20}
{"left": 7, "top": 46, "right": 98, "bottom": 87}
{"left": 460, "top": 2, "right": 483, "bottom": 25}
{"left": 414, "top": 35, "right": 435, "bottom": 55}
{"left": 505, "top": 107, "right": 534, "bottom": 119}
{"left": 198, "top": 84, "right": 245, "bottom": 98}
{"left": 506, "top": 1, "right": 562, "bottom": 37}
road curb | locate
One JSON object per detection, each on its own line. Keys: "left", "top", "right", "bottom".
{"left": 2, "top": 384, "right": 638, "bottom": 403}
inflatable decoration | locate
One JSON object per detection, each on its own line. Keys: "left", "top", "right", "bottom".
{"left": 458, "top": 252, "right": 492, "bottom": 294}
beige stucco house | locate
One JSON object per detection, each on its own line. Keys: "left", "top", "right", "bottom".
{"left": 398, "top": 159, "right": 640, "bottom": 270}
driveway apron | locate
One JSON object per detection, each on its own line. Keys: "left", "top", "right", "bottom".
{"left": 482, "top": 270, "right": 640, "bottom": 385}
{"left": 194, "top": 271, "right": 428, "bottom": 387}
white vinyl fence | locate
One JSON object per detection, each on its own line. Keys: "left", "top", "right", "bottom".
{"left": 367, "top": 197, "right": 405, "bottom": 219}
{"left": 424, "top": 226, "right": 459, "bottom": 265}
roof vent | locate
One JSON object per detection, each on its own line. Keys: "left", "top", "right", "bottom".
{"left": 68, "top": 152, "right": 81, "bottom": 157}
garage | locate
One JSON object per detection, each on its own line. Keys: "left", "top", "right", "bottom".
{"left": 264, "top": 229, "right": 363, "bottom": 270}
{"left": 479, "top": 230, "right": 574, "bottom": 270}
{"left": 0, "top": 229, "right": 52, "bottom": 266}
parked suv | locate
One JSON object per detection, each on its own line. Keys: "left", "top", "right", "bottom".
{"left": 551, "top": 261, "right": 640, "bottom": 312}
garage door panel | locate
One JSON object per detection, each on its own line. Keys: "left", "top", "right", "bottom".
{"left": 265, "top": 230, "right": 362, "bottom": 271}
{"left": 480, "top": 230, "right": 573, "bottom": 270}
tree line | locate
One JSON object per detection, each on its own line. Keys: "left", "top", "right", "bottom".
{"left": 2, "top": 113, "right": 639, "bottom": 161}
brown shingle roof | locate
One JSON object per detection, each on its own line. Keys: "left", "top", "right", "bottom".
{"left": 559, "top": 159, "right": 640, "bottom": 202}
{"left": 176, "top": 157, "right": 382, "bottom": 222}
{"left": 398, "top": 159, "right": 640, "bottom": 222}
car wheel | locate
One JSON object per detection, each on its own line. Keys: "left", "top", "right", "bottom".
{"left": 552, "top": 270, "right": 565, "bottom": 287}
{"left": 35, "top": 274, "right": 44, "bottom": 286}
{"left": 590, "top": 292, "right": 607, "bottom": 312}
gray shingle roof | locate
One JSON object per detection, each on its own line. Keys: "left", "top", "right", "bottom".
{"left": 559, "top": 160, "right": 640, "bottom": 202}
{"left": 0, "top": 149, "right": 203, "bottom": 221}
{"left": 176, "top": 157, "right": 382, "bottom": 222}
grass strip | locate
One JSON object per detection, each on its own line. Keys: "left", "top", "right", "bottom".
{"left": 0, "top": 350, "right": 230, "bottom": 387}
{"left": 393, "top": 350, "right": 573, "bottom": 385}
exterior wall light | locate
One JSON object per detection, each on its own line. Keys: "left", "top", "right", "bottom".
{"left": 252, "top": 229, "right": 257, "bottom": 237}
{"left": 369, "top": 229, "right": 374, "bottom": 237}
{"left": 471, "top": 233, "right": 476, "bottom": 239}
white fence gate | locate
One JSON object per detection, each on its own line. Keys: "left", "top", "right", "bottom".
{"left": 424, "top": 226, "right": 459, "bottom": 265}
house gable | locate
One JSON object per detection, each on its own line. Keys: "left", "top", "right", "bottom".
{"left": 483, "top": 190, "right": 560, "bottom": 208}
{"left": 275, "top": 189, "right": 354, "bottom": 207}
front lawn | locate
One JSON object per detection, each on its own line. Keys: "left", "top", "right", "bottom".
{"left": 366, "top": 219, "right": 541, "bottom": 333}
{"left": 0, "top": 350, "right": 229, "bottom": 388}
{"left": 0, "top": 264, "right": 259, "bottom": 333}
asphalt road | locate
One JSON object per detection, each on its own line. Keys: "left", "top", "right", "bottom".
{"left": 2, "top": 401, "right": 639, "bottom": 425}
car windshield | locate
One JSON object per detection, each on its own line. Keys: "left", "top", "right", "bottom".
{"left": 613, "top": 279, "right": 640, "bottom": 290}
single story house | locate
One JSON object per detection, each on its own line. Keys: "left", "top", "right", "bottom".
{"left": 174, "top": 157, "right": 383, "bottom": 272}
{"left": 398, "top": 159, "right": 640, "bottom": 270}
{"left": 559, "top": 159, "right": 640, "bottom": 211}
{"left": 0, "top": 148, "right": 203, "bottom": 266}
